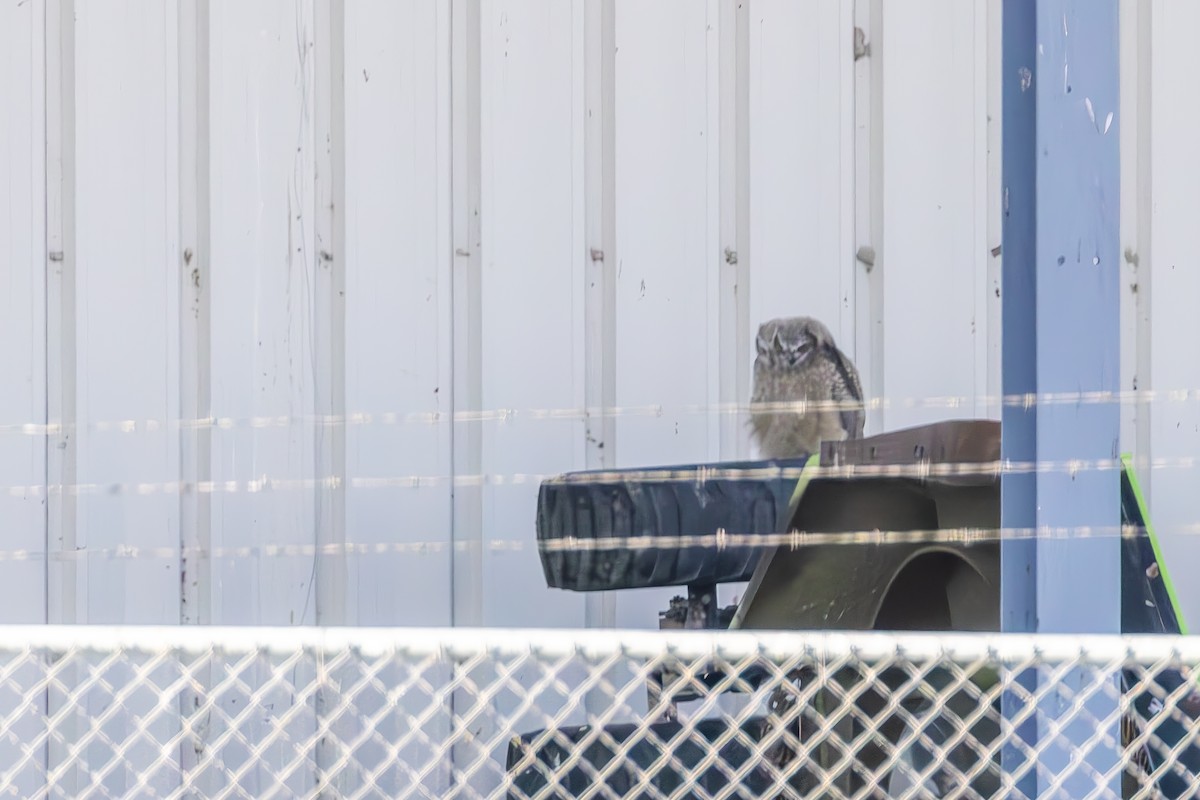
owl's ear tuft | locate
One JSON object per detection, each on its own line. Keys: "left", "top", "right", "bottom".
{"left": 771, "top": 330, "right": 784, "bottom": 352}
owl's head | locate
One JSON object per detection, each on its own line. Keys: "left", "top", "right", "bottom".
{"left": 755, "top": 316, "right": 836, "bottom": 369}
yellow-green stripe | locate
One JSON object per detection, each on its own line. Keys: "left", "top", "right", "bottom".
{"left": 785, "top": 453, "right": 822, "bottom": 518}
{"left": 1122, "top": 453, "right": 1188, "bottom": 635}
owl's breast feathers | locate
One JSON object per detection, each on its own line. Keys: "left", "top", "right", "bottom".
{"left": 749, "top": 347, "right": 865, "bottom": 458}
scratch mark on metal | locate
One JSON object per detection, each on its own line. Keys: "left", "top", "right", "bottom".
{"left": 291, "top": 0, "right": 319, "bottom": 630}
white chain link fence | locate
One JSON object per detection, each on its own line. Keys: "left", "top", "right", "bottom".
{"left": 1, "top": 626, "right": 1199, "bottom": 798}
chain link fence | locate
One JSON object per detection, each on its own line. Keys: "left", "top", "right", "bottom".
{"left": 0, "top": 626, "right": 1198, "bottom": 798}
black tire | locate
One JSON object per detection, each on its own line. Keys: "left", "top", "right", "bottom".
{"left": 535, "top": 457, "right": 811, "bottom": 592}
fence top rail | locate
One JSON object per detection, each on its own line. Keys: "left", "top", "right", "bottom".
{"left": 1, "top": 625, "right": 1200, "bottom": 666}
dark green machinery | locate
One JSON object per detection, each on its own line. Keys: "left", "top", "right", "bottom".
{"left": 510, "top": 420, "right": 1192, "bottom": 797}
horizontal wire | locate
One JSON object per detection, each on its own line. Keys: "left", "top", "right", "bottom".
{"left": 1, "top": 386, "right": 1200, "bottom": 436}
{"left": 0, "top": 454, "right": 1197, "bottom": 498}
{"left": 0, "top": 522, "right": 1195, "bottom": 564}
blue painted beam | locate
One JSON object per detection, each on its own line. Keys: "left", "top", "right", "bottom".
{"left": 1000, "top": 0, "right": 1122, "bottom": 796}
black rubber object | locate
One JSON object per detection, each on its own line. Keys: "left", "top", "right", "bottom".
{"left": 535, "top": 457, "right": 811, "bottom": 592}
{"left": 506, "top": 716, "right": 797, "bottom": 798}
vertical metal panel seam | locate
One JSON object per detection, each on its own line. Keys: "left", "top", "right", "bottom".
{"left": 433, "top": 2, "right": 455, "bottom": 791}
{"left": 162, "top": 2, "right": 182, "bottom": 635}
{"left": 313, "top": 0, "right": 347, "bottom": 630}
{"left": 312, "top": 0, "right": 348, "bottom": 793}
{"left": 837, "top": 0, "right": 856, "bottom": 356}
{"left": 43, "top": 2, "right": 80, "bottom": 793}
{"left": 1136, "top": 0, "right": 1152, "bottom": 501}
{"left": 853, "top": 0, "right": 885, "bottom": 434}
{"left": 44, "top": 0, "right": 77, "bottom": 628}
{"left": 717, "top": 0, "right": 750, "bottom": 461}
{"left": 28, "top": 1, "right": 49, "bottom": 620}
{"left": 986, "top": 0, "right": 1003, "bottom": 420}
{"left": 177, "top": 0, "right": 213, "bottom": 787}
{"left": 867, "top": 0, "right": 884, "bottom": 435}
{"left": 178, "top": 0, "right": 212, "bottom": 631}
{"left": 706, "top": 0, "right": 720, "bottom": 460}
{"left": 449, "top": 0, "right": 483, "bottom": 630}
{"left": 33, "top": 0, "right": 54, "bottom": 789}
{"left": 582, "top": 0, "right": 616, "bottom": 633}
{"left": 448, "top": 0, "right": 483, "bottom": 790}
{"left": 1117, "top": 0, "right": 1137, "bottom": 468}
{"left": 571, "top": 0, "right": 585, "bottom": 474}
{"left": 973, "top": 0, "right": 992, "bottom": 420}
{"left": 734, "top": 0, "right": 750, "bottom": 453}
{"left": 1128, "top": 0, "right": 1153, "bottom": 500}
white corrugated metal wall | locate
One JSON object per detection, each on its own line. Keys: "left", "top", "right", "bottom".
{"left": 9, "top": 0, "right": 1200, "bottom": 628}
{"left": 0, "top": 0, "right": 1196, "bottom": 791}
{"left": 3, "top": 0, "right": 1008, "bottom": 633}
{"left": 11, "top": 0, "right": 1200, "bottom": 623}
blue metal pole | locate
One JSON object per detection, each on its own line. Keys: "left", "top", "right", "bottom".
{"left": 1001, "top": 0, "right": 1122, "bottom": 796}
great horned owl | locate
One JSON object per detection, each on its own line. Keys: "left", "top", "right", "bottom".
{"left": 749, "top": 316, "right": 865, "bottom": 459}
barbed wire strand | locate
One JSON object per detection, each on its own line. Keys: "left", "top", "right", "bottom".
{"left": 0, "top": 393, "right": 1192, "bottom": 563}
{"left": 1, "top": 453, "right": 1199, "bottom": 499}
{"left": 0, "top": 522, "right": 1192, "bottom": 564}
{"left": 3, "top": 386, "right": 1200, "bottom": 436}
